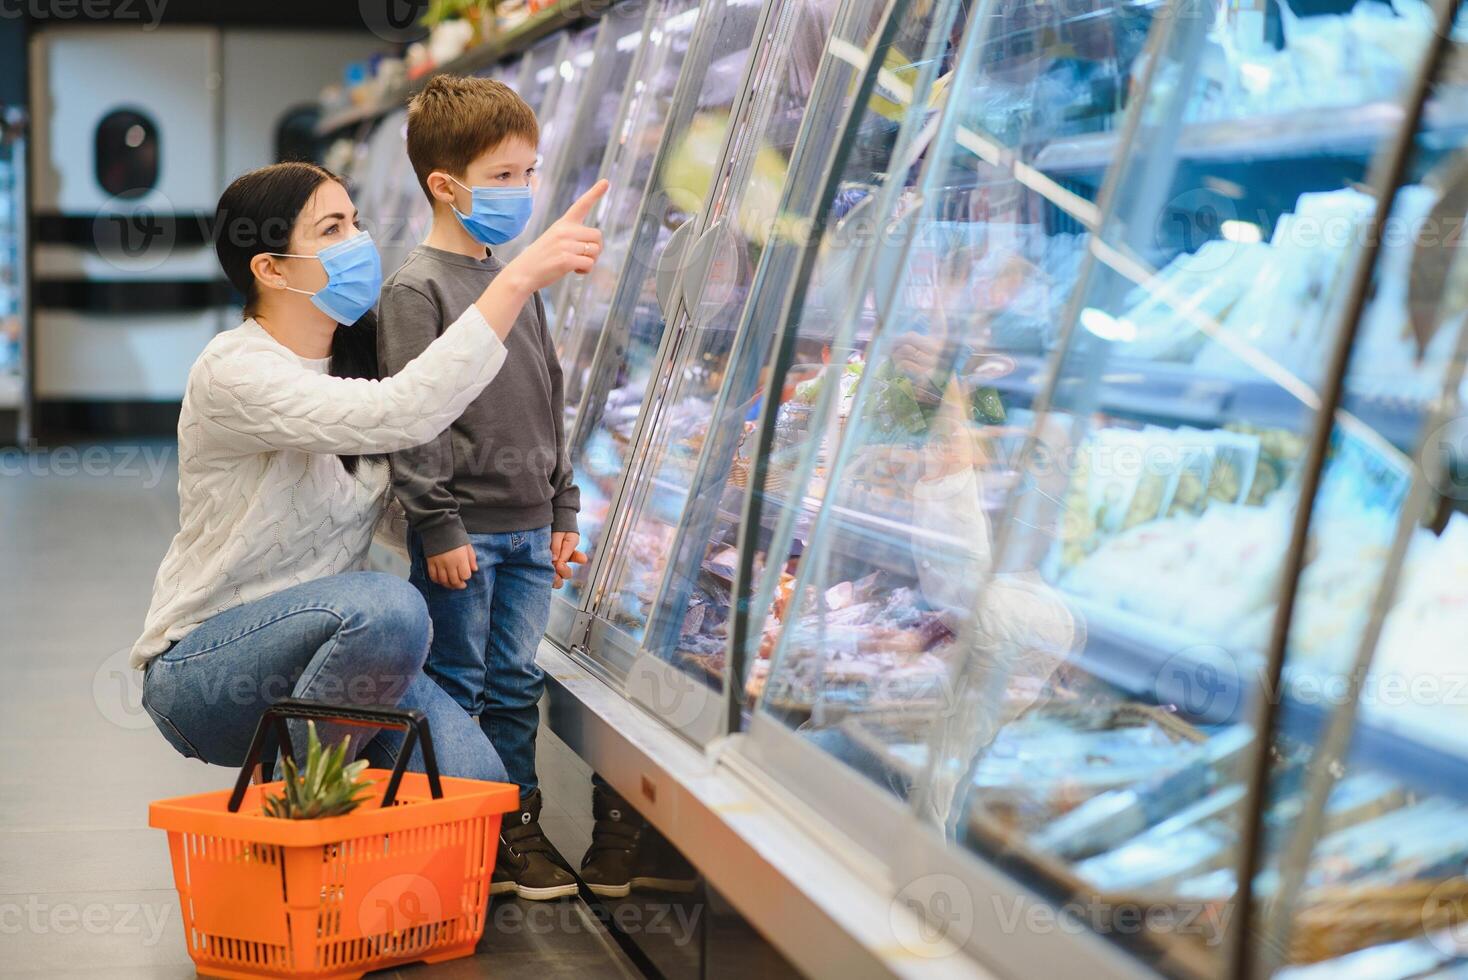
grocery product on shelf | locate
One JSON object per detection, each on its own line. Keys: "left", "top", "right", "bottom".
{"left": 1183, "top": 0, "right": 1435, "bottom": 124}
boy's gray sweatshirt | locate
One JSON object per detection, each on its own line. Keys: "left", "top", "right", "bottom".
{"left": 377, "top": 244, "right": 579, "bottom": 555}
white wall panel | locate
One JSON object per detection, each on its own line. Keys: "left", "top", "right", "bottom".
{"left": 29, "top": 27, "right": 220, "bottom": 214}
{"left": 35, "top": 310, "right": 222, "bottom": 399}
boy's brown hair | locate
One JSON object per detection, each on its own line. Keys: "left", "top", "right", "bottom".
{"left": 405, "top": 74, "right": 539, "bottom": 200}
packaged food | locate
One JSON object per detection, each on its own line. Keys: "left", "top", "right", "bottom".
{"left": 1204, "top": 428, "right": 1261, "bottom": 506}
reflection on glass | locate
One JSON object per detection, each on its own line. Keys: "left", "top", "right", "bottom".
{"left": 535, "top": 9, "right": 654, "bottom": 321}
{"left": 514, "top": 34, "right": 569, "bottom": 116}
{"left": 496, "top": 24, "right": 600, "bottom": 263}
{"left": 354, "top": 109, "right": 429, "bottom": 278}
{"left": 732, "top": 4, "right": 969, "bottom": 702}
{"left": 558, "top": 0, "right": 768, "bottom": 617}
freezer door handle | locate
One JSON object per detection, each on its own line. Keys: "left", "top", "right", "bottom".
{"left": 654, "top": 219, "right": 698, "bottom": 320}
{"left": 680, "top": 217, "right": 735, "bottom": 314}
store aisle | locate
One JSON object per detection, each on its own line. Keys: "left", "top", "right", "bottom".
{"left": 0, "top": 442, "right": 638, "bottom": 979}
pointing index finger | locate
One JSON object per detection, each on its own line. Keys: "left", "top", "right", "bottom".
{"left": 562, "top": 179, "right": 609, "bottom": 224}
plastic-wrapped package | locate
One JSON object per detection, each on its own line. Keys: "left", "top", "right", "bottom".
{"left": 1114, "top": 241, "right": 1268, "bottom": 363}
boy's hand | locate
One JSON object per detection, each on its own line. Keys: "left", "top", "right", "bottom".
{"left": 427, "top": 544, "right": 478, "bottom": 590}
{"left": 504, "top": 180, "right": 608, "bottom": 294}
{"left": 550, "top": 531, "right": 587, "bottom": 589}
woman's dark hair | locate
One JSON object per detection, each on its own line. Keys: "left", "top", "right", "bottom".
{"left": 214, "top": 162, "right": 380, "bottom": 475}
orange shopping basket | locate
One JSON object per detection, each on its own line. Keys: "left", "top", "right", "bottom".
{"left": 150, "top": 698, "right": 518, "bottom": 979}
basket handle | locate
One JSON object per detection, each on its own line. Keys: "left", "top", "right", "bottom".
{"left": 227, "top": 698, "right": 443, "bottom": 813}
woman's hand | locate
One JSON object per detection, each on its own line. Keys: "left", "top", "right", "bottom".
{"left": 474, "top": 180, "right": 609, "bottom": 340}
{"left": 505, "top": 180, "right": 608, "bottom": 290}
{"left": 427, "top": 544, "right": 478, "bottom": 590}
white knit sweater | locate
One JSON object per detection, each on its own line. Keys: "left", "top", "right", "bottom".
{"left": 130, "top": 307, "right": 507, "bottom": 668}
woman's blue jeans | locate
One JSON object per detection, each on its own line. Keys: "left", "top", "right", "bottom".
{"left": 140, "top": 571, "right": 506, "bottom": 782}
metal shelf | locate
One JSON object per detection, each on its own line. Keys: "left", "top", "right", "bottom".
{"left": 1068, "top": 594, "right": 1468, "bottom": 804}
{"left": 990, "top": 352, "right": 1425, "bottom": 449}
{"left": 1031, "top": 100, "right": 1468, "bottom": 174}
{"left": 314, "top": 0, "right": 599, "bottom": 137}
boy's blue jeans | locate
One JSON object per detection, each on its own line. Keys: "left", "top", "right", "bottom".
{"left": 409, "top": 526, "right": 555, "bottom": 797}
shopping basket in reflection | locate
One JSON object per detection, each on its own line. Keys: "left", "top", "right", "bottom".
{"left": 149, "top": 698, "right": 518, "bottom": 979}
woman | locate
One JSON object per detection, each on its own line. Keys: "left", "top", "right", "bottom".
{"left": 131, "top": 161, "right": 605, "bottom": 776}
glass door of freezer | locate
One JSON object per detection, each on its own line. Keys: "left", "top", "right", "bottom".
{"left": 929, "top": 1, "right": 1436, "bottom": 974}
{"left": 597, "top": 0, "right": 944, "bottom": 740}
{"left": 550, "top": 0, "right": 703, "bottom": 366}
{"left": 513, "top": 33, "right": 569, "bottom": 115}
{"left": 548, "top": 0, "right": 774, "bottom": 659}
{"left": 546, "top": 0, "right": 705, "bottom": 653}
{"left": 521, "top": 5, "right": 651, "bottom": 294}
{"left": 496, "top": 23, "right": 600, "bottom": 263}
{"left": 741, "top": 0, "right": 1154, "bottom": 867}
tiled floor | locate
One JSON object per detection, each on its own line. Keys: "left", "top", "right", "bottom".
{"left": 0, "top": 441, "right": 635, "bottom": 978}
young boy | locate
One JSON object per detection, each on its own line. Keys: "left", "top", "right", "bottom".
{"left": 379, "top": 74, "right": 589, "bottom": 900}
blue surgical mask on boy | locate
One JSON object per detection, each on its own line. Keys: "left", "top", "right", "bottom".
{"left": 446, "top": 174, "right": 534, "bottom": 246}
{"left": 270, "top": 230, "right": 383, "bottom": 325}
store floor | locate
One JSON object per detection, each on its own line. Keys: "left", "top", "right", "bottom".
{"left": 0, "top": 440, "right": 640, "bottom": 979}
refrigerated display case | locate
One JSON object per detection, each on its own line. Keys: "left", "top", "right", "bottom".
{"left": 550, "top": 0, "right": 702, "bottom": 373}
{"left": 724, "top": 0, "right": 1468, "bottom": 975}
{"left": 548, "top": 0, "right": 775, "bottom": 643}
{"left": 334, "top": 0, "right": 1468, "bottom": 973}
{"left": 594, "top": 0, "right": 968, "bottom": 738}
{"left": 0, "top": 108, "right": 27, "bottom": 439}
{"left": 511, "top": 31, "right": 570, "bottom": 115}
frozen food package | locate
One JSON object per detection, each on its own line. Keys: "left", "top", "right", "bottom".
{"left": 1086, "top": 428, "right": 1150, "bottom": 535}
{"left": 1118, "top": 241, "right": 1269, "bottom": 363}
{"left": 1164, "top": 430, "right": 1216, "bottom": 517}
{"left": 1076, "top": 825, "right": 1231, "bottom": 892}
{"left": 1204, "top": 428, "right": 1260, "bottom": 507}
{"left": 1306, "top": 798, "right": 1468, "bottom": 887}
{"left": 1123, "top": 427, "right": 1184, "bottom": 529}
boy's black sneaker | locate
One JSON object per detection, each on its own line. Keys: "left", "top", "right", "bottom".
{"left": 492, "top": 788, "right": 579, "bottom": 901}
{"left": 580, "top": 784, "right": 698, "bottom": 897}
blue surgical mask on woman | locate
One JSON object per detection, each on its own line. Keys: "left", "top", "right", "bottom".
{"left": 270, "top": 230, "right": 383, "bottom": 324}
{"left": 446, "top": 175, "right": 534, "bottom": 246}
